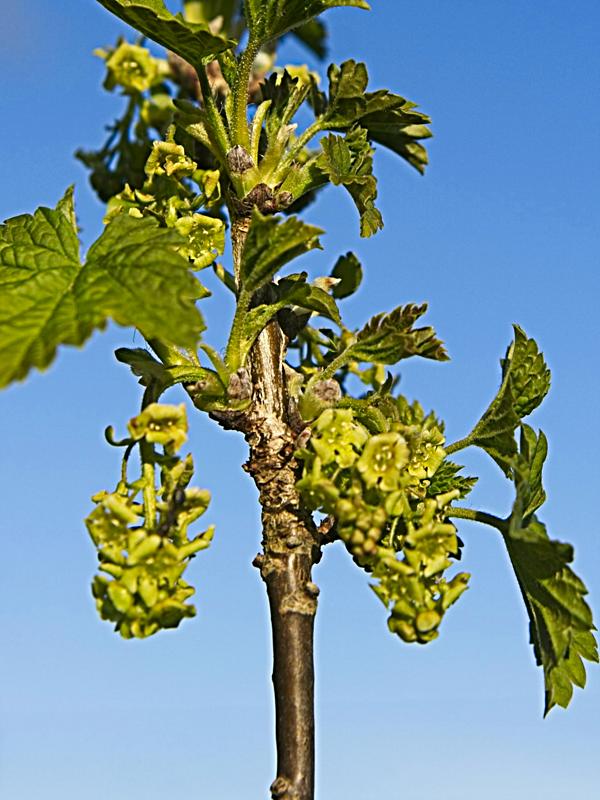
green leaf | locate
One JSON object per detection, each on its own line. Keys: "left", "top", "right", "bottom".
{"left": 465, "top": 378, "right": 520, "bottom": 476}
{"left": 427, "top": 461, "right": 477, "bottom": 500}
{"left": 463, "top": 326, "right": 551, "bottom": 476}
{"left": 0, "top": 190, "right": 205, "bottom": 387}
{"left": 233, "top": 273, "right": 340, "bottom": 368}
{"left": 358, "top": 91, "right": 432, "bottom": 174}
{"left": 260, "top": 70, "right": 315, "bottom": 140}
{"left": 96, "top": 0, "right": 235, "bottom": 67}
{"left": 114, "top": 347, "right": 223, "bottom": 399}
{"left": 502, "top": 424, "right": 596, "bottom": 713}
{"left": 82, "top": 213, "right": 206, "bottom": 340}
{"left": 114, "top": 346, "right": 168, "bottom": 385}
{"left": 502, "top": 324, "right": 551, "bottom": 418}
{"left": 277, "top": 273, "right": 341, "bottom": 325}
{"left": 350, "top": 303, "right": 448, "bottom": 365}
{"left": 290, "top": 18, "right": 328, "bottom": 58}
{"left": 318, "top": 128, "right": 383, "bottom": 237}
{"left": 239, "top": 209, "right": 323, "bottom": 293}
{"left": 325, "top": 60, "right": 432, "bottom": 173}
{"left": 245, "top": 0, "right": 369, "bottom": 44}
{"left": 330, "top": 251, "right": 362, "bottom": 298}
{"left": 326, "top": 60, "right": 369, "bottom": 125}
{"left": 503, "top": 506, "right": 597, "bottom": 715}
{"left": 516, "top": 424, "right": 548, "bottom": 518}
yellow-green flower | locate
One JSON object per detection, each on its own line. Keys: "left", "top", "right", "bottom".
{"left": 311, "top": 408, "right": 368, "bottom": 468}
{"left": 174, "top": 213, "right": 225, "bottom": 268}
{"left": 145, "top": 140, "right": 197, "bottom": 180}
{"left": 128, "top": 403, "right": 188, "bottom": 451}
{"left": 356, "top": 431, "right": 409, "bottom": 491}
{"left": 101, "top": 42, "right": 159, "bottom": 93}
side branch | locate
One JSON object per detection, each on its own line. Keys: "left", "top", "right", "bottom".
{"left": 448, "top": 506, "right": 508, "bottom": 533}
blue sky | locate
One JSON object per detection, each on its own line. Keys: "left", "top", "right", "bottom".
{"left": 1, "top": 2, "right": 599, "bottom": 798}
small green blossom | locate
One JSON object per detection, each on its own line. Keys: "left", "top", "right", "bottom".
{"left": 356, "top": 431, "right": 409, "bottom": 491}
{"left": 100, "top": 42, "right": 159, "bottom": 93}
{"left": 145, "top": 140, "right": 197, "bottom": 180}
{"left": 193, "top": 169, "right": 221, "bottom": 205}
{"left": 174, "top": 214, "right": 226, "bottom": 268}
{"left": 311, "top": 408, "right": 368, "bottom": 468}
{"left": 128, "top": 403, "right": 188, "bottom": 451}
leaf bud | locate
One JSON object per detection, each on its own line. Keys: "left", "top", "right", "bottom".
{"left": 227, "top": 368, "right": 252, "bottom": 402}
{"left": 226, "top": 145, "right": 255, "bottom": 174}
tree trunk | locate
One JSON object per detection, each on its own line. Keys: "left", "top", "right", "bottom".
{"left": 230, "top": 215, "right": 321, "bottom": 800}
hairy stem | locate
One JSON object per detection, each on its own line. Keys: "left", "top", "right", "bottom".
{"left": 448, "top": 505, "right": 508, "bottom": 533}
{"left": 230, "top": 215, "right": 320, "bottom": 800}
{"left": 306, "top": 346, "right": 352, "bottom": 391}
{"left": 231, "top": 35, "right": 260, "bottom": 149}
{"left": 445, "top": 434, "right": 476, "bottom": 455}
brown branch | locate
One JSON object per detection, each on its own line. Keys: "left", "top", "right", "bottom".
{"left": 230, "top": 215, "right": 321, "bottom": 800}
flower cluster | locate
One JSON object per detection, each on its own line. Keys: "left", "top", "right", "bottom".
{"left": 296, "top": 400, "right": 470, "bottom": 643}
{"left": 86, "top": 403, "right": 213, "bottom": 639}
{"left": 105, "top": 130, "right": 225, "bottom": 269}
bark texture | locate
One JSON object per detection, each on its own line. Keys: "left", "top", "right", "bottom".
{"left": 228, "top": 215, "right": 321, "bottom": 800}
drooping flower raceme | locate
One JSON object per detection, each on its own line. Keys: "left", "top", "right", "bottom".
{"left": 296, "top": 401, "right": 470, "bottom": 644}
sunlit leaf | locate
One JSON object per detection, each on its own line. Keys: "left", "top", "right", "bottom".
{"left": 96, "top": 0, "right": 235, "bottom": 66}
{"left": 0, "top": 190, "right": 205, "bottom": 387}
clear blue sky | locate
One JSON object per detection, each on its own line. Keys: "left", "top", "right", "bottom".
{"left": 1, "top": 2, "right": 599, "bottom": 798}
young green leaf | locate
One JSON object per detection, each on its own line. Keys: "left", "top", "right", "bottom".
{"left": 228, "top": 273, "right": 340, "bottom": 369}
{"left": 239, "top": 209, "right": 323, "bottom": 293}
{"left": 350, "top": 303, "right": 448, "bottom": 365}
{"left": 516, "top": 425, "right": 548, "bottom": 518}
{"left": 277, "top": 274, "right": 341, "bottom": 325}
{"left": 330, "top": 251, "right": 362, "bottom": 298}
{"left": 114, "top": 347, "right": 169, "bottom": 386}
{"left": 457, "top": 326, "right": 551, "bottom": 476}
{"left": 114, "top": 347, "right": 224, "bottom": 399}
{"left": 244, "top": 0, "right": 369, "bottom": 45}
{"left": 325, "top": 60, "right": 369, "bottom": 125}
{"left": 502, "top": 324, "right": 551, "bottom": 418}
{"left": 503, "top": 507, "right": 597, "bottom": 715}
{"left": 427, "top": 460, "right": 477, "bottom": 500}
{"left": 324, "top": 60, "right": 432, "bottom": 173}
{"left": 0, "top": 190, "right": 205, "bottom": 387}
{"left": 96, "top": 0, "right": 235, "bottom": 67}
{"left": 462, "top": 378, "right": 520, "bottom": 476}
{"left": 318, "top": 128, "right": 383, "bottom": 237}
